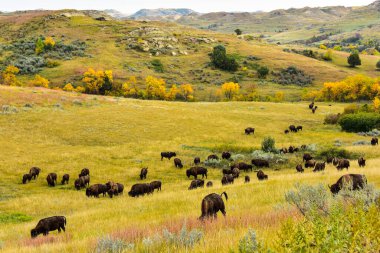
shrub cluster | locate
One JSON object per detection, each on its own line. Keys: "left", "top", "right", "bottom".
{"left": 316, "top": 146, "right": 359, "bottom": 160}
{"left": 338, "top": 112, "right": 380, "bottom": 132}
{"left": 324, "top": 113, "right": 341, "bottom": 124}
{"left": 273, "top": 66, "right": 313, "bottom": 86}
{"left": 210, "top": 45, "right": 239, "bottom": 72}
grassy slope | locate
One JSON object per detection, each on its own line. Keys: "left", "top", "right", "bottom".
{"left": 0, "top": 87, "right": 379, "bottom": 252}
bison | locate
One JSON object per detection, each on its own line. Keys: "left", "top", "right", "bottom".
{"left": 289, "top": 125, "right": 297, "bottom": 132}
{"left": 332, "top": 157, "right": 340, "bottom": 166}
{"left": 61, "top": 174, "right": 70, "bottom": 185}
{"left": 22, "top": 173, "right": 33, "bottom": 184}
{"left": 29, "top": 167, "right": 41, "bottom": 180}
{"left": 326, "top": 157, "right": 333, "bottom": 164}
{"left": 105, "top": 181, "right": 120, "bottom": 198}
{"left": 188, "top": 179, "right": 204, "bottom": 190}
{"left": 128, "top": 183, "right": 153, "bottom": 197}
{"left": 313, "top": 162, "right": 326, "bottom": 172}
{"left": 309, "top": 102, "right": 314, "bottom": 109}
{"left": 312, "top": 106, "right": 317, "bottom": 114}
{"left": 31, "top": 216, "right": 66, "bottom": 238}
{"left": 284, "top": 130, "right": 289, "bottom": 134}
{"left": 336, "top": 159, "right": 350, "bottom": 171}
{"left": 140, "top": 168, "right": 148, "bottom": 180}
{"left": 305, "top": 160, "right": 316, "bottom": 168}
{"left": 199, "top": 192, "right": 228, "bottom": 220}
{"left": 221, "top": 174, "right": 234, "bottom": 185}
{"left": 235, "top": 162, "right": 253, "bottom": 172}
{"left": 257, "top": 170, "right": 268, "bottom": 181}
{"left": 303, "top": 153, "right": 313, "bottom": 162}
{"left": 222, "top": 168, "right": 234, "bottom": 175}
{"left": 245, "top": 175, "right": 250, "bottom": 183}
{"left": 222, "top": 152, "right": 231, "bottom": 160}
{"left": 207, "top": 154, "right": 219, "bottom": 160}
{"left": 161, "top": 152, "right": 176, "bottom": 160}
{"left": 186, "top": 167, "right": 208, "bottom": 179}
{"left": 150, "top": 181, "right": 162, "bottom": 191}
{"left": 371, "top": 137, "right": 378, "bottom": 146}
{"left": 79, "top": 168, "right": 90, "bottom": 177}
{"left": 296, "top": 164, "right": 304, "bottom": 173}
{"left": 296, "top": 125, "right": 303, "bottom": 131}
{"left": 206, "top": 181, "right": 213, "bottom": 187}
{"left": 174, "top": 158, "right": 183, "bottom": 168}
{"left": 74, "top": 175, "right": 90, "bottom": 190}
{"left": 245, "top": 127, "right": 255, "bottom": 135}
{"left": 86, "top": 184, "right": 108, "bottom": 197}
{"left": 194, "top": 157, "right": 201, "bottom": 165}
{"left": 329, "top": 174, "right": 367, "bottom": 195}
{"left": 232, "top": 168, "right": 240, "bottom": 178}
{"left": 46, "top": 173, "right": 57, "bottom": 187}
{"left": 251, "top": 159, "right": 269, "bottom": 168}
{"left": 358, "top": 157, "right": 366, "bottom": 167}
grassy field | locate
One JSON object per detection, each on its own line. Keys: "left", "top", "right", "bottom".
{"left": 0, "top": 86, "right": 379, "bottom": 252}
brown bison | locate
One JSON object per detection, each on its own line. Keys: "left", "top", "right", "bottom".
{"left": 150, "top": 181, "right": 162, "bottom": 191}
{"left": 206, "top": 181, "right": 213, "bottom": 187}
{"left": 107, "top": 182, "right": 124, "bottom": 198}
{"left": 332, "top": 157, "right": 340, "bottom": 166}
{"left": 31, "top": 216, "right": 66, "bottom": 238}
{"left": 296, "top": 164, "right": 304, "bottom": 173}
{"left": 194, "top": 157, "right": 201, "bottom": 165}
{"left": 128, "top": 183, "right": 153, "bottom": 197}
{"left": 358, "top": 157, "right": 366, "bottom": 167}
{"left": 61, "top": 174, "right": 70, "bottom": 185}
{"left": 140, "top": 168, "right": 148, "bottom": 180}
{"left": 222, "top": 152, "right": 231, "bottom": 160}
{"left": 232, "top": 168, "right": 240, "bottom": 178}
{"left": 79, "top": 168, "right": 90, "bottom": 177}
{"left": 186, "top": 167, "right": 208, "bottom": 179}
{"left": 199, "top": 192, "right": 228, "bottom": 220}
{"left": 222, "top": 168, "right": 234, "bottom": 175}
{"left": 234, "top": 162, "right": 253, "bottom": 172}
{"left": 245, "top": 175, "right": 250, "bottom": 183}
{"left": 326, "top": 157, "right": 333, "bottom": 164}
{"left": 312, "top": 106, "right": 317, "bottom": 114}
{"left": 309, "top": 102, "right": 314, "bottom": 109}
{"left": 280, "top": 147, "right": 288, "bottom": 153}
{"left": 296, "top": 126, "right": 303, "bottom": 131}
{"left": 189, "top": 179, "right": 205, "bottom": 190}
{"left": 22, "top": 173, "right": 33, "bottom": 184}
{"left": 313, "top": 162, "right": 326, "bottom": 172}
{"left": 289, "top": 125, "right": 297, "bottom": 132}
{"left": 173, "top": 158, "right": 183, "bottom": 168}
{"left": 251, "top": 159, "right": 269, "bottom": 168}
{"left": 74, "top": 175, "right": 90, "bottom": 190}
{"left": 207, "top": 154, "right": 219, "bottom": 160}
{"left": 371, "top": 137, "right": 378, "bottom": 146}
{"left": 329, "top": 174, "right": 367, "bottom": 195}
{"left": 29, "top": 167, "right": 41, "bottom": 180}
{"left": 257, "top": 170, "right": 268, "bottom": 180}
{"left": 86, "top": 184, "right": 108, "bottom": 197}
{"left": 284, "top": 130, "right": 289, "bottom": 134}
{"left": 245, "top": 127, "right": 255, "bottom": 135}
{"left": 336, "top": 159, "right": 350, "bottom": 171}
{"left": 161, "top": 152, "right": 177, "bottom": 160}
{"left": 46, "top": 173, "right": 57, "bottom": 187}
{"left": 303, "top": 153, "right": 313, "bottom": 162}
{"left": 221, "top": 174, "right": 234, "bottom": 185}
{"left": 305, "top": 160, "right": 316, "bottom": 168}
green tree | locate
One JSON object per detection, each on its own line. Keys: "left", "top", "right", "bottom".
{"left": 347, "top": 52, "right": 361, "bottom": 67}
{"left": 234, "top": 29, "right": 242, "bottom": 35}
{"left": 210, "top": 45, "right": 239, "bottom": 72}
{"left": 257, "top": 66, "right": 269, "bottom": 79}
{"left": 35, "top": 38, "right": 44, "bottom": 55}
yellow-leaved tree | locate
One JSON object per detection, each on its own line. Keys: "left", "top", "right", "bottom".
{"left": 221, "top": 82, "right": 240, "bottom": 100}
{"left": 166, "top": 84, "right": 180, "bottom": 101}
{"left": 1, "top": 65, "right": 20, "bottom": 86}
{"left": 122, "top": 76, "right": 140, "bottom": 98}
{"left": 180, "top": 84, "right": 194, "bottom": 101}
{"left": 145, "top": 76, "right": 166, "bottom": 100}
{"left": 82, "top": 68, "right": 114, "bottom": 95}
{"left": 29, "top": 75, "right": 49, "bottom": 88}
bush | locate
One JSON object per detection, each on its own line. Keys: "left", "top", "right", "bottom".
{"left": 210, "top": 45, "right": 239, "bottom": 72}
{"left": 347, "top": 52, "right": 361, "bottom": 67}
{"left": 95, "top": 236, "right": 134, "bottom": 253}
{"left": 251, "top": 150, "right": 287, "bottom": 164}
{"left": 150, "top": 59, "right": 164, "bottom": 73}
{"left": 324, "top": 113, "right": 341, "bottom": 124}
{"left": 338, "top": 113, "right": 380, "bottom": 132}
{"left": 162, "top": 224, "right": 203, "bottom": 249}
{"left": 257, "top": 66, "right": 269, "bottom": 79}
{"left": 261, "top": 136, "right": 276, "bottom": 153}
{"left": 322, "top": 49, "right": 333, "bottom": 61}
{"left": 273, "top": 66, "right": 313, "bottom": 86}
{"left": 238, "top": 229, "right": 262, "bottom": 253}
{"left": 316, "top": 146, "right": 358, "bottom": 160}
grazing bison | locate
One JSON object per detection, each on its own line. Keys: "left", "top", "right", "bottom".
{"left": 238, "top": 162, "right": 253, "bottom": 172}
{"left": 300, "top": 145, "right": 307, "bottom": 150}
{"left": 194, "top": 157, "right": 201, "bottom": 165}
{"left": 46, "top": 173, "right": 57, "bottom": 187}
{"left": 221, "top": 174, "right": 234, "bottom": 185}
{"left": 79, "top": 168, "right": 90, "bottom": 177}
{"left": 313, "top": 162, "right": 326, "bottom": 172}
{"left": 296, "top": 126, "right": 303, "bottom": 131}
{"left": 206, "top": 181, "right": 213, "bottom": 187}
{"left": 86, "top": 184, "right": 108, "bottom": 198}
{"left": 150, "top": 181, "right": 162, "bottom": 191}
{"left": 222, "top": 152, "right": 231, "bottom": 160}
{"left": 326, "top": 157, "right": 333, "bottom": 164}
{"left": 296, "top": 164, "right": 304, "bottom": 173}
{"left": 251, "top": 159, "right": 269, "bottom": 168}
{"left": 31, "top": 216, "right": 66, "bottom": 238}
{"left": 222, "top": 169, "right": 234, "bottom": 175}
{"left": 29, "top": 167, "right": 41, "bottom": 180}
{"left": 199, "top": 192, "right": 228, "bottom": 220}
{"left": 61, "top": 174, "right": 70, "bottom": 185}
{"left": 329, "top": 174, "right": 367, "bottom": 195}
{"left": 74, "top": 175, "right": 90, "bottom": 190}
{"left": 309, "top": 102, "right": 314, "bottom": 109}
{"left": 116, "top": 183, "right": 124, "bottom": 195}
{"left": 288, "top": 146, "right": 295, "bottom": 153}
{"left": 207, "top": 154, "right": 219, "bottom": 160}
{"left": 105, "top": 181, "right": 119, "bottom": 198}
{"left": 312, "top": 106, "right": 317, "bottom": 114}
{"left": 358, "top": 157, "right": 366, "bottom": 167}
{"left": 371, "top": 137, "right": 378, "bottom": 146}
{"left": 188, "top": 179, "right": 205, "bottom": 190}
{"left": 336, "top": 159, "right": 350, "bottom": 171}
{"left": 128, "top": 183, "right": 153, "bottom": 197}
{"left": 232, "top": 168, "right": 240, "bottom": 178}
{"left": 161, "top": 152, "right": 176, "bottom": 160}
{"left": 284, "top": 130, "right": 289, "bottom": 134}
{"left": 174, "top": 158, "right": 183, "bottom": 168}
{"left": 140, "top": 168, "right": 148, "bottom": 180}
{"left": 280, "top": 147, "right": 288, "bottom": 153}
{"left": 305, "top": 160, "right": 316, "bottom": 168}
{"left": 186, "top": 167, "right": 208, "bottom": 179}
{"left": 257, "top": 170, "right": 268, "bottom": 181}
{"left": 289, "top": 125, "right": 297, "bottom": 132}
{"left": 245, "top": 175, "right": 250, "bottom": 183}
{"left": 22, "top": 173, "right": 33, "bottom": 184}
{"left": 332, "top": 157, "right": 340, "bottom": 166}
{"left": 303, "top": 153, "right": 313, "bottom": 162}
{"left": 245, "top": 127, "right": 255, "bottom": 135}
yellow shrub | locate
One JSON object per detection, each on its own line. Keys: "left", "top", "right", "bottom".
{"left": 63, "top": 83, "right": 75, "bottom": 92}
{"left": 29, "top": 75, "right": 49, "bottom": 88}
{"left": 44, "top": 37, "right": 56, "bottom": 49}
{"left": 1, "top": 65, "right": 20, "bottom": 86}
{"left": 319, "top": 44, "right": 327, "bottom": 50}
{"left": 180, "top": 84, "right": 194, "bottom": 101}
{"left": 221, "top": 82, "right": 240, "bottom": 100}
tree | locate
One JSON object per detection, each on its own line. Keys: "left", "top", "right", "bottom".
{"left": 29, "top": 74, "right": 49, "bottom": 88}
{"left": 322, "top": 49, "right": 333, "bottom": 61}
{"left": 1, "top": 65, "right": 20, "bottom": 86}
{"left": 257, "top": 66, "right": 269, "bottom": 79}
{"left": 221, "top": 82, "right": 240, "bottom": 100}
{"left": 376, "top": 60, "right": 380, "bottom": 70}
{"left": 35, "top": 38, "right": 45, "bottom": 55}
{"left": 180, "top": 84, "right": 194, "bottom": 101}
{"left": 82, "top": 68, "right": 114, "bottom": 95}
{"left": 234, "top": 29, "right": 242, "bottom": 35}
{"left": 347, "top": 52, "right": 361, "bottom": 67}
{"left": 210, "top": 45, "right": 239, "bottom": 72}
{"left": 145, "top": 76, "right": 166, "bottom": 100}
{"left": 166, "top": 84, "right": 179, "bottom": 101}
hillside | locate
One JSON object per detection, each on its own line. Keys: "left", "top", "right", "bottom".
{"left": 0, "top": 10, "right": 378, "bottom": 101}
{"left": 129, "top": 8, "right": 196, "bottom": 21}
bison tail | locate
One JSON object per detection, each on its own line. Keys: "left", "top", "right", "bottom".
{"left": 220, "top": 192, "right": 228, "bottom": 201}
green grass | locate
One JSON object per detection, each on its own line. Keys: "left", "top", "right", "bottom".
{"left": 0, "top": 87, "right": 379, "bottom": 252}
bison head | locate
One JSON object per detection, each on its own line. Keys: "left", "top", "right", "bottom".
{"left": 186, "top": 169, "right": 191, "bottom": 178}
{"left": 31, "top": 228, "right": 39, "bottom": 238}
{"left": 329, "top": 184, "right": 340, "bottom": 195}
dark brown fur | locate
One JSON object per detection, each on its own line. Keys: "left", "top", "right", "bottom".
{"left": 31, "top": 216, "right": 66, "bottom": 238}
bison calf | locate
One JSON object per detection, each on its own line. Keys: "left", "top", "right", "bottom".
{"left": 257, "top": 170, "right": 268, "bottom": 181}
{"left": 31, "top": 216, "right": 66, "bottom": 238}
{"left": 140, "top": 168, "right": 148, "bottom": 180}
{"left": 206, "top": 181, "right": 213, "bottom": 187}
{"left": 245, "top": 176, "right": 250, "bottom": 183}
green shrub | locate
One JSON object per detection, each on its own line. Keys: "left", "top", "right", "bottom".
{"left": 347, "top": 52, "right": 361, "bottom": 67}
{"left": 343, "top": 104, "right": 360, "bottom": 114}
{"left": 0, "top": 212, "right": 32, "bottom": 224}
{"left": 338, "top": 113, "right": 380, "bottom": 132}
{"left": 150, "top": 59, "right": 164, "bottom": 73}
{"left": 95, "top": 236, "right": 134, "bottom": 253}
{"left": 324, "top": 113, "right": 341, "bottom": 124}
{"left": 210, "top": 45, "right": 239, "bottom": 72}
{"left": 261, "top": 136, "right": 276, "bottom": 153}
{"left": 238, "top": 229, "right": 262, "bottom": 253}
{"left": 273, "top": 66, "right": 313, "bottom": 86}
{"left": 316, "top": 146, "right": 359, "bottom": 160}
{"left": 257, "top": 66, "right": 269, "bottom": 79}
